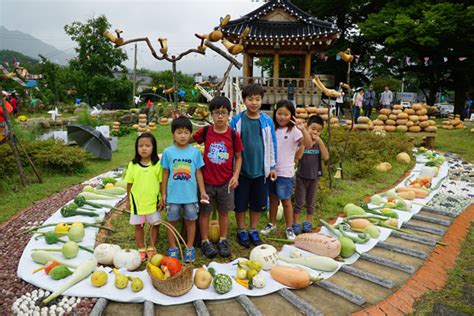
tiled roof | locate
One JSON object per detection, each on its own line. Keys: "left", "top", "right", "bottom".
{"left": 221, "top": 0, "right": 339, "bottom": 40}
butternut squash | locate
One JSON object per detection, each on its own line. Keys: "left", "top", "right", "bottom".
{"left": 397, "top": 112, "right": 409, "bottom": 119}
{"left": 357, "top": 116, "right": 370, "bottom": 124}
{"left": 397, "top": 190, "right": 416, "bottom": 200}
{"left": 350, "top": 218, "right": 372, "bottom": 229}
{"left": 270, "top": 266, "right": 312, "bottom": 289}
{"left": 385, "top": 125, "right": 396, "bottom": 132}
{"left": 379, "top": 108, "right": 391, "bottom": 116}
{"left": 396, "top": 187, "right": 429, "bottom": 198}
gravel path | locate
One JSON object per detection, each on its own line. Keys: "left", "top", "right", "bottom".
{"left": 0, "top": 183, "right": 96, "bottom": 315}
{"left": 426, "top": 153, "right": 474, "bottom": 216}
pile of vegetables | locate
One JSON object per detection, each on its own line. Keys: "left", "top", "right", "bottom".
{"left": 249, "top": 244, "right": 279, "bottom": 270}
{"left": 319, "top": 220, "right": 358, "bottom": 258}
{"left": 42, "top": 257, "right": 98, "bottom": 304}
{"left": 34, "top": 230, "right": 93, "bottom": 253}
{"left": 147, "top": 253, "right": 182, "bottom": 280}
{"left": 233, "top": 260, "right": 265, "bottom": 290}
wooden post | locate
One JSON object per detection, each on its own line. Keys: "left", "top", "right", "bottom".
{"left": 172, "top": 60, "right": 178, "bottom": 107}
{"left": 273, "top": 52, "right": 280, "bottom": 87}
{"left": 249, "top": 55, "right": 254, "bottom": 78}
{"left": 243, "top": 53, "right": 250, "bottom": 78}
{"left": 304, "top": 53, "right": 312, "bottom": 79}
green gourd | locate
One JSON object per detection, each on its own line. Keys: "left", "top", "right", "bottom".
{"left": 33, "top": 241, "right": 80, "bottom": 259}
{"left": 68, "top": 226, "right": 85, "bottom": 242}
{"left": 343, "top": 203, "right": 366, "bottom": 217}
{"left": 380, "top": 208, "right": 399, "bottom": 219}
{"left": 320, "top": 219, "right": 358, "bottom": 258}
{"left": 49, "top": 265, "right": 73, "bottom": 280}
{"left": 278, "top": 254, "right": 338, "bottom": 272}
{"left": 208, "top": 267, "right": 232, "bottom": 294}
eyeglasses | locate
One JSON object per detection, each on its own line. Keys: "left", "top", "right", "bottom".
{"left": 211, "top": 111, "right": 228, "bottom": 117}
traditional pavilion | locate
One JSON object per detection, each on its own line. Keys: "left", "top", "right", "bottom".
{"left": 221, "top": 0, "right": 340, "bottom": 106}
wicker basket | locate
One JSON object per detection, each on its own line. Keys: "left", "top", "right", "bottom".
{"left": 147, "top": 220, "right": 194, "bottom": 297}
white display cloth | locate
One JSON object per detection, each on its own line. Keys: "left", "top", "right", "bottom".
{"left": 17, "top": 157, "right": 448, "bottom": 305}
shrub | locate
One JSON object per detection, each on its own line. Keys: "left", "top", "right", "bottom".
{"left": 75, "top": 108, "right": 105, "bottom": 127}
{"left": 323, "top": 128, "right": 414, "bottom": 180}
{"left": 0, "top": 139, "right": 90, "bottom": 175}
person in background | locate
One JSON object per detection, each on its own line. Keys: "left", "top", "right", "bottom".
{"left": 363, "top": 85, "right": 376, "bottom": 118}
{"left": 10, "top": 93, "right": 18, "bottom": 115}
{"left": 354, "top": 88, "right": 364, "bottom": 123}
{"left": 335, "top": 84, "right": 345, "bottom": 117}
{"left": 380, "top": 86, "right": 393, "bottom": 109}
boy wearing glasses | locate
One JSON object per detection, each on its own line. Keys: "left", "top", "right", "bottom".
{"left": 193, "top": 96, "right": 243, "bottom": 258}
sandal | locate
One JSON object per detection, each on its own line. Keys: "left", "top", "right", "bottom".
{"left": 146, "top": 246, "right": 157, "bottom": 259}
{"left": 138, "top": 248, "right": 147, "bottom": 262}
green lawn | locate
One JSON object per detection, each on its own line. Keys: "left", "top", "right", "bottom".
{"left": 0, "top": 126, "right": 173, "bottom": 223}
{"left": 435, "top": 127, "right": 474, "bottom": 162}
{"left": 414, "top": 226, "right": 474, "bottom": 314}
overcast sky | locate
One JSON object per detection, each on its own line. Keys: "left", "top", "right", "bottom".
{"left": 0, "top": 0, "right": 266, "bottom": 77}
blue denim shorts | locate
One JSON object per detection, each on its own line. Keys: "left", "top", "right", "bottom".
{"left": 269, "top": 176, "right": 294, "bottom": 200}
{"left": 166, "top": 203, "right": 199, "bottom": 221}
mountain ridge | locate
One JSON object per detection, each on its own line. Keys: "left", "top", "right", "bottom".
{"left": 0, "top": 26, "right": 75, "bottom": 65}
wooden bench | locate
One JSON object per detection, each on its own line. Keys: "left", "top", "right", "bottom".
{"left": 406, "top": 132, "right": 436, "bottom": 149}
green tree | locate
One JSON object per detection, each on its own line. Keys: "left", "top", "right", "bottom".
{"left": 359, "top": 1, "right": 474, "bottom": 111}
{"left": 64, "top": 15, "right": 130, "bottom": 105}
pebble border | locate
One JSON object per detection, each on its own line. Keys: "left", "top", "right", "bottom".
{"left": 352, "top": 204, "right": 474, "bottom": 316}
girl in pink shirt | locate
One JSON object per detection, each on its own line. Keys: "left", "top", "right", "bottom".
{"left": 261, "top": 100, "right": 311, "bottom": 240}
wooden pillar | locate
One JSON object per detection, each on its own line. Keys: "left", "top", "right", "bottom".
{"left": 273, "top": 52, "right": 280, "bottom": 87}
{"left": 304, "top": 53, "right": 312, "bottom": 79}
{"left": 249, "top": 55, "right": 254, "bottom": 78}
{"left": 243, "top": 53, "right": 250, "bottom": 78}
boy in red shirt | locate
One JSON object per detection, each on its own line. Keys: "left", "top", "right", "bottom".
{"left": 193, "top": 96, "right": 243, "bottom": 258}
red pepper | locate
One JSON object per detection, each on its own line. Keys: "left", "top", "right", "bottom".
{"left": 160, "top": 256, "right": 182, "bottom": 276}
{"left": 44, "top": 261, "right": 60, "bottom": 275}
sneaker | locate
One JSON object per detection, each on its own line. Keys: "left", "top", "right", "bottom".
{"left": 285, "top": 228, "right": 296, "bottom": 241}
{"left": 260, "top": 223, "right": 276, "bottom": 235}
{"left": 184, "top": 247, "right": 195, "bottom": 263}
{"left": 292, "top": 223, "right": 302, "bottom": 235}
{"left": 201, "top": 241, "right": 218, "bottom": 259}
{"left": 217, "top": 239, "right": 231, "bottom": 258}
{"left": 237, "top": 230, "right": 251, "bottom": 248}
{"left": 167, "top": 247, "right": 179, "bottom": 259}
{"left": 249, "top": 230, "right": 263, "bottom": 246}
{"left": 302, "top": 221, "right": 313, "bottom": 233}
